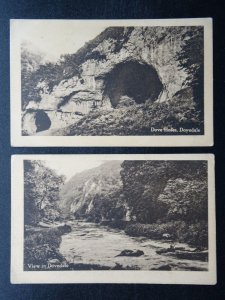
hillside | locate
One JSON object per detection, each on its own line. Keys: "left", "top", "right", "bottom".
{"left": 23, "top": 158, "right": 209, "bottom": 271}
{"left": 58, "top": 159, "right": 208, "bottom": 247}
{"left": 21, "top": 25, "right": 204, "bottom": 135}
{"left": 59, "top": 161, "right": 125, "bottom": 221}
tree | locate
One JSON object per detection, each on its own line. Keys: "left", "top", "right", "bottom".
{"left": 120, "top": 161, "right": 170, "bottom": 223}
{"left": 21, "top": 44, "right": 65, "bottom": 109}
{"left": 177, "top": 27, "right": 204, "bottom": 119}
{"left": 24, "top": 160, "right": 65, "bottom": 225}
{"left": 120, "top": 160, "right": 207, "bottom": 223}
{"left": 157, "top": 178, "right": 208, "bottom": 222}
{"left": 21, "top": 43, "right": 46, "bottom": 109}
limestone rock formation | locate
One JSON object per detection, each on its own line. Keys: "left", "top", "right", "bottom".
{"left": 59, "top": 161, "right": 128, "bottom": 222}
{"left": 22, "top": 26, "right": 202, "bottom": 135}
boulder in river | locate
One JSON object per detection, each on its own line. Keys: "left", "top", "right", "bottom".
{"left": 156, "top": 245, "right": 176, "bottom": 254}
{"left": 168, "top": 250, "right": 208, "bottom": 261}
{"left": 156, "top": 246, "right": 208, "bottom": 262}
{"left": 116, "top": 249, "right": 144, "bottom": 257}
{"left": 57, "top": 224, "right": 72, "bottom": 234}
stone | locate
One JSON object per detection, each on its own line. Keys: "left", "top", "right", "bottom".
{"left": 116, "top": 249, "right": 144, "bottom": 257}
{"left": 162, "top": 233, "right": 171, "bottom": 239}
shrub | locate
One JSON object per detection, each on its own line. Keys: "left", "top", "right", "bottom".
{"left": 52, "top": 88, "right": 202, "bottom": 136}
{"left": 24, "top": 244, "right": 64, "bottom": 266}
{"left": 25, "top": 228, "right": 62, "bottom": 249}
{"left": 124, "top": 221, "right": 208, "bottom": 248}
{"left": 24, "top": 226, "right": 71, "bottom": 267}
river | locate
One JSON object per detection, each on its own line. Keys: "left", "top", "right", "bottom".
{"left": 59, "top": 221, "right": 208, "bottom": 271}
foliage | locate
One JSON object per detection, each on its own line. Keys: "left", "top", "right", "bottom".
{"left": 177, "top": 27, "right": 204, "bottom": 88}
{"left": 53, "top": 88, "right": 203, "bottom": 136}
{"left": 183, "top": 221, "right": 208, "bottom": 247}
{"left": 21, "top": 43, "right": 45, "bottom": 109}
{"left": 125, "top": 221, "right": 208, "bottom": 247}
{"left": 176, "top": 27, "right": 204, "bottom": 117}
{"left": 158, "top": 178, "right": 208, "bottom": 221}
{"left": 21, "top": 47, "right": 79, "bottom": 110}
{"left": 120, "top": 160, "right": 207, "bottom": 224}
{"left": 25, "top": 228, "right": 62, "bottom": 249}
{"left": 58, "top": 158, "right": 208, "bottom": 248}
{"left": 21, "top": 61, "right": 65, "bottom": 109}
{"left": 84, "top": 189, "right": 126, "bottom": 223}
{"left": 24, "top": 227, "right": 64, "bottom": 267}
{"left": 120, "top": 160, "right": 208, "bottom": 247}
{"left": 24, "top": 160, "right": 65, "bottom": 225}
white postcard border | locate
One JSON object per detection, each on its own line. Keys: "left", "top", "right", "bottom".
{"left": 11, "top": 154, "right": 216, "bottom": 284}
{"left": 10, "top": 18, "right": 213, "bottom": 147}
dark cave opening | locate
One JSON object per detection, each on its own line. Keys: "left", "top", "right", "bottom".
{"left": 103, "top": 61, "right": 163, "bottom": 108}
{"left": 35, "top": 110, "right": 51, "bottom": 132}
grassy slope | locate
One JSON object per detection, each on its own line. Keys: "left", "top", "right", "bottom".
{"left": 51, "top": 89, "right": 202, "bottom": 136}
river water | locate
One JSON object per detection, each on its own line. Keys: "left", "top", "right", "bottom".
{"left": 59, "top": 222, "right": 208, "bottom": 271}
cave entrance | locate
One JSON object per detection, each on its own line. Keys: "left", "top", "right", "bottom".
{"left": 35, "top": 110, "right": 51, "bottom": 132}
{"left": 103, "top": 61, "right": 163, "bottom": 108}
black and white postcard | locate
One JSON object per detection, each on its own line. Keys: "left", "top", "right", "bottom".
{"left": 10, "top": 19, "right": 213, "bottom": 146}
{"left": 11, "top": 154, "right": 216, "bottom": 284}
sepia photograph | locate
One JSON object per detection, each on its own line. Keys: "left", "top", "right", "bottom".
{"left": 11, "top": 154, "right": 216, "bottom": 284}
{"left": 10, "top": 19, "right": 213, "bottom": 146}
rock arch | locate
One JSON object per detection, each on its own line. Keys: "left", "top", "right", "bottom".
{"left": 103, "top": 60, "right": 163, "bottom": 108}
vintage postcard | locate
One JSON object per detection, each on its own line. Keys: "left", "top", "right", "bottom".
{"left": 11, "top": 154, "right": 216, "bottom": 284}
{"left": 11, "top": 19, "right": 213, "bottom": 146}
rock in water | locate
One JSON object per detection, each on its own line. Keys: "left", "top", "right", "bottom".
{"left": 116, "top": 249, "right": 144, "bottom": 257}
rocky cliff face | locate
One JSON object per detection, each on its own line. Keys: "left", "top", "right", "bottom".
{"left": 59, "top": 161, "right": 127, "bottom": 222}
{"left": 22, "top": 26, "right": 201, "bottom": 135}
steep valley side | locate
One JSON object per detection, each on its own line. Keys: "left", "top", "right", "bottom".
{"left": 21, "top": 26, "right": 203, "bottom": 135}
{"left": 23, "top": 159, "right": 209, "bottom": 271}
{"left": 59, "top": 160, "right": 208, "bottom": 249}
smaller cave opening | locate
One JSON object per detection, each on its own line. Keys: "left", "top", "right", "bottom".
{"left": 103, "top": 61, "right": 163, "bottom": 108}
{"left": 35, "top": 110, "right": 51, "bottom": 133}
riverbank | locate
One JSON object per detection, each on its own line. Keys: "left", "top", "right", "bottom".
{"left": 124, "top": 221, "right": 208, "bottom": 249}
{"left": 24, "top": 222, "right": 141, "bottom": 271}
{"left": 24, "top": 223, "right": 71, "bottom": 271}
{"left": 59, "top": 222, "right": 208, "bottom": 271}
{"left": 24, "top": 221, "right": 208, "bottom": 271}
{"left": 98, "top": 219, "right": 208, "bottom": 249}
{"left": 99, "top": 220, "right": 208, "bottom": 262}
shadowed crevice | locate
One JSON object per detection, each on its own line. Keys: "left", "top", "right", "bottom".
{"left": 35, "top": 110, "right": 51, "bottom": 132}
{"left": 103, "top": 61, "right": 163, "bottom": 107}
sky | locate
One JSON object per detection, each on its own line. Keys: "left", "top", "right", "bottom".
{"left": 44, "top": 158, "right": 104, "bottom": 181}
{"left": 18, "top": 20, "right": 107, "bottom": 61}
